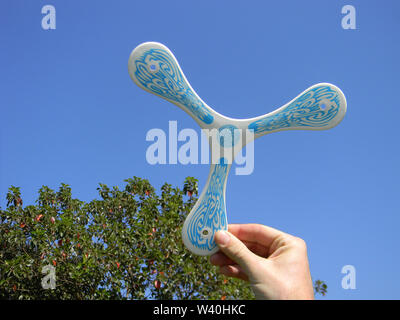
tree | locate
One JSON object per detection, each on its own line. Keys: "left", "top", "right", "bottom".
{"left": 0, "top": 177, "right": 253, "bottom": 299}
{"left": 0, "top": 177, "right": 326, "bottom": 299}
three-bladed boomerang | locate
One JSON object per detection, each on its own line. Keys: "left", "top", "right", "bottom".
{"left": 128, "top": 42, "right": 347, "bottom": 256}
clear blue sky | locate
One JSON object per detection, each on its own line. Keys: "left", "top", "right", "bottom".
{"left": 1, "top": 0, "right": 399, "bottom": 299}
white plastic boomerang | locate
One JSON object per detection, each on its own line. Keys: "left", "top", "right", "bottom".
{"left": 128, "top": 42, "right": 347, "bottom": 256}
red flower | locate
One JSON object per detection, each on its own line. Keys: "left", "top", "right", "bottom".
{"left": 154, "top": 280, "right": 161, "bottom": 289}
{"left": 35, "top": 214, "right": 43, "bottom": 222}
{"left": 52, "top": 260, "right": 57, "bottom": 267}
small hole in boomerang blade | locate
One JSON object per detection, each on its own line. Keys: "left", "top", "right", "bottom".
{"left": 202, "top": 229, "right": 209, "bottom": 236}
{"left": 148, "top": 63, "right": 158, "bottom": 73}
{"left": 320, "top": 103, "right": 326, "bottom": 110}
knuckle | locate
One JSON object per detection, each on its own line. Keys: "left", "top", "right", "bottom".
{"left": 292, "top": 236, "right": 307, "bottom": 251}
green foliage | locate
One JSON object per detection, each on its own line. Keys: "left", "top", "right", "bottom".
{"left": 314, "top": 280, "right": 328, "bottom": 297}
{"left": 0, "top": 177, "right": 327, "bottom": 300}
{"left": 0, "top": 177, "right": 254, "bottom": 300}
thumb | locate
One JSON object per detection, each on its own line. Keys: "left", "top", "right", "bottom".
{"left": 214, "top": 230, "right": 257, "bottom": 273}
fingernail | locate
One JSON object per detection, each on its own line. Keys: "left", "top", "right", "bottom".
{"left": 215, "top": 230, "right": 230, "bottom": 246}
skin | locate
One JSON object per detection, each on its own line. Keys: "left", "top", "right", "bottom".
{"left": 210, "top": 224, "right": 314, "bottom": 300}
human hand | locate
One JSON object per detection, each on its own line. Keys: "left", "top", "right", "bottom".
{"left": 210, "top": 224, "right": 314, "bottom": 300}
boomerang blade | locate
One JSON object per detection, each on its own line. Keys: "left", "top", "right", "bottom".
{"left": 128, "top": 42, "right": 219, "bottom": 128}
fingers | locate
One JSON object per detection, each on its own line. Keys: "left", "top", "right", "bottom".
{"left": 210, "top": 240, "right": 269, "bottom": 267}
{"left": 228, "top": 224, "right": 286, "bottom": 249}
{"left": 243, "top": 240, "right": 269, "bottom": 257}
{"left": 219, "top": 265, "right": 248, "bottom": 281}
{"left": 214, "top": 230, "right": 259, "bottom": 274}
{"left": 210, "top": 252, "right": 235, "bottom": 266}
{"left": 211, "top": 224, "right": 288, "bottom": 282}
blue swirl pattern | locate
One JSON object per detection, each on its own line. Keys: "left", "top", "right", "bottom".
{"left": 186, "top": 158, "right": 229, "bottom": 251}
{"left": 248, "top": 85, "right": 341, "bottom": 134}
{"left": 134, "top": 48, "right": 214, "bottom": 125}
